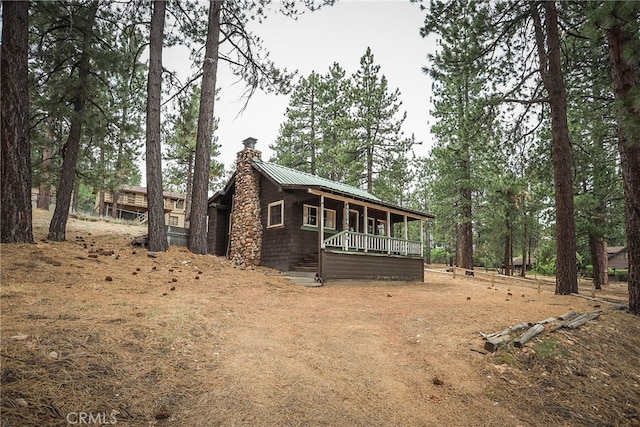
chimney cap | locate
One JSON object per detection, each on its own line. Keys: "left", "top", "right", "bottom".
{"left": 242, "top": 137, "right": 257, "bottom": 149}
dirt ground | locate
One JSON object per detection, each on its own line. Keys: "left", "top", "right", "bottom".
{"left": 1, "top": 210, "right": 639, "bottom": 426}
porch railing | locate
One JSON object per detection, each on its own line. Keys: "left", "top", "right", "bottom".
{"left": 323, "top": 230, "right": 422, "bottom": 256}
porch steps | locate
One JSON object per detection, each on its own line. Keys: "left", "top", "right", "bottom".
{"left": 291, "top": 252, "right": 318, "bottom": 273}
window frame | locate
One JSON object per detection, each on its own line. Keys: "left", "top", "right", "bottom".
{"left": 267, "top": 200, "right": 285, "bottom": 228}
{"left": 303, "top": 204, "right": 336, "bottom": 230}
{"left": 303, "top": 204, "right": 318, "bottom": 227}
{"left": 169, "top": 215, "right": 179, "bottom": 226}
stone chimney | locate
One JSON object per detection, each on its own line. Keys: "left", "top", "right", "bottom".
{"left": 228, "top": 137, "right": 263, "bottom": 267}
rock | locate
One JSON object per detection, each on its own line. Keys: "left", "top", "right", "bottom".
{"left": 147, "top": 252, "right": 158, "bottom": 258}
{"left": 105, "top": 276, "right": 113, "bottom": 281}
{"left": 15, "top": 398, "right": 28, "bottom": 407}
{"left": 48, "top": 351, "right": 58, "bottom": 359}
{"left": 171, "top": 278, "right": 177, "bottom": 283}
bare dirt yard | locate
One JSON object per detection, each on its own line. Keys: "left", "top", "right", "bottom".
{"left": 1, "top": 210, "right": 639, "bottom": 426}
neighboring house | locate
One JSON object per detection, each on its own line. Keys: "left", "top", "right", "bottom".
{"left": 98, "top": 185, "right": 187, "bottom": 227}
{"left": 607, "top": 246, "right": 629, "bottom": 270}
{"left": 512, "top": 256, "right": 537, "bottom": 274}
{"left": 207, "top": 137, "right": 434, "bottom": 282}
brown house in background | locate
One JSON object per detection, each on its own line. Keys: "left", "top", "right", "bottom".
{"left": 607, "top": 246, "right": 629, "bottom": 270}
{"left": 97, "top": 185, "right": 187, "bottom": 227}
{"left": 512, "top": 256, "right": 537, "bottom": 275}
{"left": 207, "top": 138, "right": 434, "bottom": 282}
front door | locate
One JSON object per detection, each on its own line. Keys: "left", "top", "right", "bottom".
{"left": 348, "top": 210, "right": 360, "bottom": 232}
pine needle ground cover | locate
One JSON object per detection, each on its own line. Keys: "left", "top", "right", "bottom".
{"left": 1, "top": 210, "right": 638, "bottom": 426}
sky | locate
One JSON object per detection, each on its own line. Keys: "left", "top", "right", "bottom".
{"left": 162, "top": 0, "right": 437, "bottom": 179}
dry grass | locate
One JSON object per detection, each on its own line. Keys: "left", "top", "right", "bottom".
{"left": 1, "top": 210, "right": 639, "bottom": 426}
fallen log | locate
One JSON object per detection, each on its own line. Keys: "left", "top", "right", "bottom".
{"left": 514, "top": 324, "right": 545, "bottom": 348}
{"left": 558, "top": 310, "right": 578, "bottom": 321}
{"left": 481, "top": 322, "right": 530, "bottom": 341}
{"left": 566, "top": 310, "right": 602, "bottom": 329}
{"left": 484, "top": 334, "right": 512, "bottom": 353}
{"left": 550, "top": 310, "right": 603, "bottom": 332}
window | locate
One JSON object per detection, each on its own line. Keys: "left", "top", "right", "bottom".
{"left": 169, "top": 215, "right": 179, "bottom": 226}
{"left": 127, "top": 193, "right": 136, "bottom": 203}
{"left": 268, "top": 200, "right": 284, "bottom": 228}
{"left": 377, "top": 220, "right": 387, "bottom": 236}
{"left": 303, "top": 205, "right": 318, "bottom": 226}
{"left": 303, "top": 205, "right": 336, "bottom": 229}
{"left": 175, "top": 199, "right": 185, "bottom": 210}
{"left": 324, "top": 209, "right": 336, "bottom": 229}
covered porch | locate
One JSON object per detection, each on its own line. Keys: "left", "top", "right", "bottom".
{"left": 309, "top": 189, "right": 430, "bottom": 281}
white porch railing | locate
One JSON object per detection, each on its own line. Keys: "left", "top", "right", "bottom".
{"left": 323, "top": 230, "right": 422, "bottom": 256}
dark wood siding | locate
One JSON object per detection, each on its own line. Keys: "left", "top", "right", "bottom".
{"left": 207, "top": 206, "right": 229, "bottom": 256}
{"left": 321, "top": 250, "right": 424, "bottom": 282}
{"left": 259, "top": 177, "right": 299, "bottom": 271}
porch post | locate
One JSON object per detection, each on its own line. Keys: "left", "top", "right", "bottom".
{"left": 404, "top": 215, "right": 408, "bottom": 255}
{"left": 364, "top": 205, "right": 368, "bottom": 253}
{"left": 387, "top": 211, "right": 391, "bottom": 254}
{"left": 320, "top": 195, "right": 325, "bottom": 249}
{"left": 318, "top": 195, "right": 325, "bottom": 279}
{"left": 343, "top": 201, "right": 349, "bottom": 251}
{"left": 420, "top": 219, "right": 425, "bottom": 258}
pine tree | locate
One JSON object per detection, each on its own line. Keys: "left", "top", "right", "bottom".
{"left": 189, "top": 0, "right": 222, "bottom": 255}
{"left": 269, "top": 72, "right": 324, "bottom": 174}
{"left": 1, "top": 0, "right": 33, "bottom": 243}
{"left": 46, "top": 0, "right": 100, "bottom": 242}
{"left": 317, "top": 63, "right": 353, "bottom": 181}
{"left": 421, "top": 1, "right": 494, "bottom": 271}
{"left": 595, "top": 1, "right": 640, "bottom": 314}
{"left": 146, "top": 0, "right": 168, "bottom": 252}
{"left": 349, "top": 47, "right": 411, "bottom": 194}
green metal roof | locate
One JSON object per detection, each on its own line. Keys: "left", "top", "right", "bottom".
{"left": 252, "top": 159, "right": 381, "bottom": 202}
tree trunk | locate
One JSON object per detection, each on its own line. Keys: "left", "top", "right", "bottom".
{"left": 110, "top": 191, "right": 120, "bottom": 219}
{"left": 38, "top": 117, "right": 56, "bottom": 210}
{"left": 47, "top": 1, "right": 98, "bottom": 241}
{"left": 99, "top": 191, "right": 105, "bottom": 216}
{"left": 37, "top": 145, "right": 53, "bottom": 210}
{"left": 458, "top": 170, "right": 473, "bottom": 270}
{"left": 589, "top": 234, "right": 608, "bottom": 290}
{"left": 606, "top": 20, "right": 640, "bottom": 315}
{"left": 504, "top": 209, "right": 512, "bottom": 276}
{"left": 146, "top": 0, "right": 168, "bottom": 252}
{"left": 531, "top": 1, "right": 577, "bottom": 294}
{"left": 72, "top": 179, "right": 80, "bottom": 213}
{"left": 1, "top": 0, "right": 33, "bottom": 244}
{"left": 189, "top": 0, "right": 221, "bottom": 254}
{"left": 184, "top": 151, "right": 194, "bottom": 227}
{"left": 521, "top": 215, "right": 527, "bottom": 278}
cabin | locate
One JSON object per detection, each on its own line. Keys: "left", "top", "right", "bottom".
{"left": 207, "top": 138, "right": 433, "bottom": 282}
{"left": 607, "top": 246, "right": 629, "bottom": 270}
{"left": 512, "top": 256, "right": 537, "bottom": 275}
{"left": 97, "top": 185, "right": 187, "bottom": 227}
